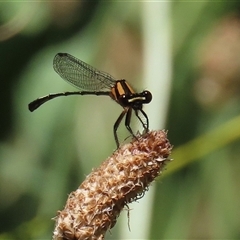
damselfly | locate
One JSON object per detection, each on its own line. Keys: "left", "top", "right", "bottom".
{"left": 28, "top": 53, "right": 152, "bottom": 147}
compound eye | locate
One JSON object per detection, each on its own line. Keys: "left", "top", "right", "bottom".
{"left": 143, "top": 90, "right": 152, "bottom": 103}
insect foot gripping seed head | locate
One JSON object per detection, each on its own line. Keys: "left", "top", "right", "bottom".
{"left": 52, "top": 130, "right": 172, "bottom": 240}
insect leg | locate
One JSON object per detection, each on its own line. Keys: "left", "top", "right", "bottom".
{"left": 134, "top": 109, "right": 149, "bottom": 132}
{"left": 113, "top": 109, "right": 127, "bottom": 148}
{"left": 125, "top": 107, "right": 135, "bottom": 136}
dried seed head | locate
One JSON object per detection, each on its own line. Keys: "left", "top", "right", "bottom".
{"left": 52, "top": 130, "right": 172, "bottom": 240}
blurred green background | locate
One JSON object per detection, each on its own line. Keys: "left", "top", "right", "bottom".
{"left": 0, "top": 1, "right": 240, "bottom": 239}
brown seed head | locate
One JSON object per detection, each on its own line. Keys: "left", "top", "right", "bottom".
{"left": 52, "top": 130, "right": 172, "bottom": 240}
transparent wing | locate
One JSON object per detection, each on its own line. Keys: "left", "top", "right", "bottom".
{"left": 53, "top": 53, "right": 116, "bottom": 91}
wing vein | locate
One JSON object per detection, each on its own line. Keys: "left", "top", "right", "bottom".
{"left": 53, "top": 53, "right": 116, "bottom": 91}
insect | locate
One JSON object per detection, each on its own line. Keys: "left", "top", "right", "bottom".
{"left": 28, "top": 53, "right": 152, "bottom": 148}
